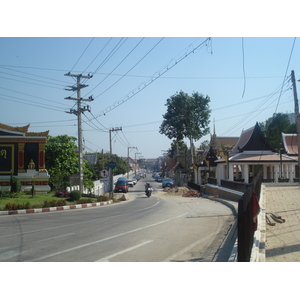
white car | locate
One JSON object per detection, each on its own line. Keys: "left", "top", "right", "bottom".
{"left": 131, "top": 178, "right": 137, "bottom": 185}
{"left": 127, "top": 180, "right": 134, "bottom": 187}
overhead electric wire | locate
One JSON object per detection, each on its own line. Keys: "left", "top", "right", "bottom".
{"left": 0, "top": 74, "right": 64, "bottom": 90}
{"left": 219, "top": 81, "right": 291, "bottom": 136}
{"left": 274, "top": 37, "right": 296, "bottom": 115}
{"left": 91, "top": 37, "right": 128, "bottom": 75}
{"left": 91, "top": 37, "right": 211, "bottom": 120}
{"left": 93, "top": 37, "right": 164, "bottom": 99}
{"left": 0, "top": 86, "right": 70, "bottom": 108}
{"left": 86, "top": 37, "right": 145, "bottom": 96}
{"left": 241, "top": 37, "right": 246, "bottom": 98}
{"left": 70, "top": 37, "right": 94, "bottom": 72}
{"left": 82, "top": 37, "right": 113, "bottom": 74}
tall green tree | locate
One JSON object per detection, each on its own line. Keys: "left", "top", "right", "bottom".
{"left": 45, "top": 135, "right": 78, "bottom": 190}
{"left": 168, "top": 140, "right": 188, "bottom": 158}
{"left": 160, "top": 91, "right": 211, "bottom": 165}
{"left": 259, "top": 113, "right": 296, "bottom": 148}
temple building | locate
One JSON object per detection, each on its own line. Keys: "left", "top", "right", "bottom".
{"left": 215, "top": 123, "right": 298, "bottom": 184}
{"left": 0, "top": 123, "right": 50, "bottom": 192}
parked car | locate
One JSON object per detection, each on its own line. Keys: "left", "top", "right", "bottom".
{"left": 127, "top": 179, "right": 134, "bottom": 187}
{"left": 155, "top": 176, "right": 163, "bottom": 182}
{"left": 131, "top": 178, "right": 137, "bottom": 185}
{"left": 162, "top": 178, "right": 174, "bottom": 188}
{"left": 114, "top": 178, "right": 128, "bottom": 193}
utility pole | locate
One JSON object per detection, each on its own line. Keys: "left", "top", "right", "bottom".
{"left": 109, "top": 127, "right": 122, "bottom": 196}
{"left": 135, "top": 152, "right": 141, "bottom": 176}
{"left": 127, "top": 146, "right": 138, "bottom": 178}
{"left": 291, "top": 70, "right": 300, "bottom": 181}
{"left": 65, "top": 72, "right": 93, "bottom": 194}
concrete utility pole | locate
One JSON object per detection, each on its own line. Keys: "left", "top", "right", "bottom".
{"left": 109, "top": 127, "right": 122, "bottom": 195}
{"left": 127, "top": 146, "right": 138, "bottom": 178}
{"left": 65, "top": 73, "right": 93, "bottom": 194}
{"left": 291, "top": 70, "right": 300, "bottom": 181}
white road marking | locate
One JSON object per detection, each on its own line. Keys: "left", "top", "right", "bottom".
{"left": 96, "top": 240, "right": 153, "bottom": 262}
{"left": 0, "top": 233, "right": 75, "bottom": 261}
{"left": 163, "top": 233, "right": 214, "bottom": 262}
{"left": 28, "top": 213, "right": 186, "bottom": 262}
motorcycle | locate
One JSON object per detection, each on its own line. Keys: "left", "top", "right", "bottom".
{"left": 145, "top": 187, "right": 153, "bottom": 197}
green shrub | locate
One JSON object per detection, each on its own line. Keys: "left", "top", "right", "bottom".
{"left": 97, "top": 195, "right": 108, "bottom": 202}
{"left": 69, "top": 190, "right": 81, "bottom": 201}
{"left": 43, "top": 199, "right": 66, "bottom": 208}
{"left": 77, "top": 198, "right": 92, "bottom": 204}
{"left": 10, "top": 177, "right": 21, "bottom": 193}
{"left": 5, "top": 202, "right": 31, "bottom": 210}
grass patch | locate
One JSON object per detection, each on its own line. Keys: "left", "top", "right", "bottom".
{"left": 0, "top": 192, "right": 112, "bottom": 211}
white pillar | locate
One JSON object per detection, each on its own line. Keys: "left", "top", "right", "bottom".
{"left": 263, "top": 165, "right": 268, "bottom": 181}
{"left": 229, "top": 164, "right": 234, "bottom": 181}
{"left": 244, "top": 164, "right": 249, "bottom": 183}
{"left": 274, "top": 165, "right": 279, "bottom": 183}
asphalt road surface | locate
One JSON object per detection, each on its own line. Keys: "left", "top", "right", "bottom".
{"left": 0, "top": 177, "right": 235, "bottom": 262}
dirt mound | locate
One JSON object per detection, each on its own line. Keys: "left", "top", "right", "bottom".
{"left": 163, "top": 186, "right": 200, "bottom": 197}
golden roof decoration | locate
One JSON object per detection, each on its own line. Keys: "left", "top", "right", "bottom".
{"left": 0, "top": 122, "right": 30, "bottom": 132}
{"left": 0, "top": 123, "right": 49, "bottom": 137}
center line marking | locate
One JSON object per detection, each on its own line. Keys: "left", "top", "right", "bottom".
{"left": 96, "top": 240, "right": 153, "bottom": 262}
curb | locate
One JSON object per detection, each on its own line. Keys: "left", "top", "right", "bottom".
{"left": 0, "top": 200, "right": 114, "bottom": 216}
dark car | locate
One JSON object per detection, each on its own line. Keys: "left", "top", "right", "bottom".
{"left": 162, "top": 178, "right": 174, "bottom": 188}
{"left": 114, "top": 179, "right": 128, "bottom": 193}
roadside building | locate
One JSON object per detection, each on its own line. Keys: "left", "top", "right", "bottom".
{"left": 215, "top": 123, "right": 298, "bottom": 184}
{"left": 0, "top": 123, "right": 50, "bottom": 192}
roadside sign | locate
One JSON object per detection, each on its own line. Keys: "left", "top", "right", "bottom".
{"left": 108, "top": 161, "right": 117, "bottom": 169}
{"left": 100, "top": 169, "right": 109, "bottom": 178}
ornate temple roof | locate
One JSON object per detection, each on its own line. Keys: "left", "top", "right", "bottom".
{"left": 0, "top": 123, "right": 49, "bottom": 137}
{"left": 231, "top": 122, "right": 274, "bottom": 153}
{"left": 282, "top": 133, "right": 298, "bottom": 156}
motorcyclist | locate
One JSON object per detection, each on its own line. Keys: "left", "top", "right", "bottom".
{"left": 145, "top": 182, "right": 151, "bottom": 192}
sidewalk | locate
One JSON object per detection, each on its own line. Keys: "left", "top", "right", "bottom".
{"left": 264, "top": 184, "right": 300, "bottom": 262}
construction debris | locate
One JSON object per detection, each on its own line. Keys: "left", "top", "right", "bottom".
{"left": 163, "top": 186, "right": 200, "bottom": 197}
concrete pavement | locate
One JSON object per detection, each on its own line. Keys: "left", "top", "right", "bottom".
{"left": 264, "top": 184, "right": 300, "bottom": 262}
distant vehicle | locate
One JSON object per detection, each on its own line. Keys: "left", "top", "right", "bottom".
{"left": 162, "top": 178, "right": 174, "bottom": 188}
{"left": 127, "top": 180, "right": 134, "bottom": 187}
{"left": 131, "top": 178, "right": 137, "bottom": 185}
{"left": 114, "top": 178, "right": 128, "bottom": 193}
{"left": 155, "top": 176, "right": 163, "bottom": 182}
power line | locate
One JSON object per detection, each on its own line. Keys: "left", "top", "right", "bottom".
{"left": 88, "top": 38, "right": 145, "bottom": 97}
{"left": 92, "top": 37, "right": 211, "bottom": 119}
{"left": 93, "top": 37, "right": 164, "bottom": 99}
{"left": 70, "top": 38, "right": 94, "bottom": 72}
{"left": 274, "top": 37, "right": 297, "bottom": 114}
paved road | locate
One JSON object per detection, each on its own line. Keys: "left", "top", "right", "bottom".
{"left": 0, "top": 177, "right": 235, "bottom": 262}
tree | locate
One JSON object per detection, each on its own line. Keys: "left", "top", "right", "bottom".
{"left": 45, "top": 135, "right": 78, "bottom": 190}
{"left": 160, "top": 91, "right": 211, "bottom": 165}
{"left": 259, "top": 113, "right": 296, "bottom": 148}
{"left": 168, "top": 140, "right": 188, "bottom": 158}
{"left": 85, "top": 152, "right": 128, "bottom": 180}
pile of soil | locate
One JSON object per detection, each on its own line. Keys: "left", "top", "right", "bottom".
{"left": 163, "top": 186, "right": 200, "bottom": 197}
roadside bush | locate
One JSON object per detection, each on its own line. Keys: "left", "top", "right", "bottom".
{"left": 77, "top": 198, "right": 93, "bottom": 204}
{"left": 5, "top": 202, "right": 31, "bottom": 210}
{"left": 69, "top": 190, "right": 81, "bottom": 201}
{"left": 43, "top": 199, "right": 66, "bottom": 208}
{"left": 55, "top": 189, "right": 69, "bottom": 198}
{"left": 97, "top": 195, "right": 108, "bottom": 202}
{"left": 10, "top": 177, "right": 21, "bottom": 194}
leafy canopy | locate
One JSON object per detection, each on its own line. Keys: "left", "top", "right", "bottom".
{"left": 259, "top": 113, "right": 296, "bottom": 148}
{"left": 159, "top": 91, "right": 211, "bottom": 141}
{"left": 45, "top": 135, "right": 79, "bottom": 189}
